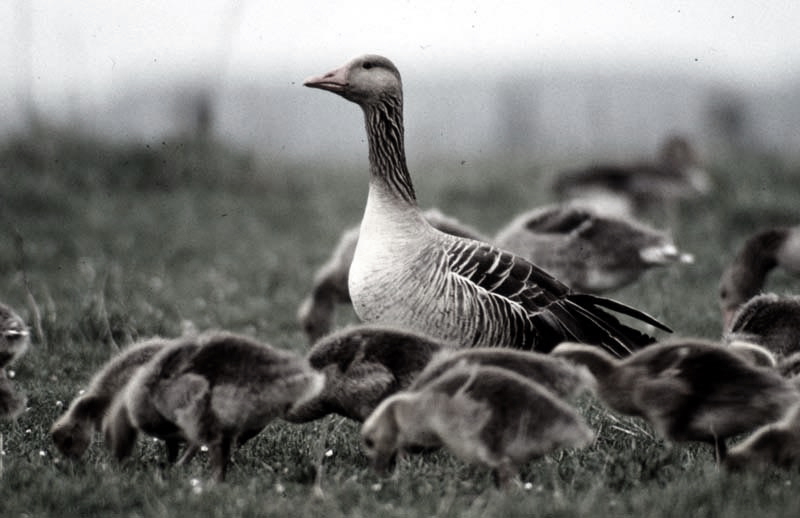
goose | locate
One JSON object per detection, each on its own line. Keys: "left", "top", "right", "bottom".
{"left": 50, "top": 337, "right": 171, "bottom": 459}
{"left": 551, "top": 339, "right": 799, "bottom": 461}
{"left": 552, "top": 134, "right": 711, "bottom": 217}
{"left": 725, "top": 402, "right": 800, "bottom": 471}
{"left": 407, "top": 346, "right": 595, "bottom": 399}
{"left": 297, "top": 208, "right": 487, "bottom": 343}
{"left": 0, "top": 303, "right": 30, "bottom": 419}
{"left": 724, "top": 293, "right": 800, "bottom": 359}
{"left": 304, "top": 54, "right": 670, "bottom": 357}
{"left": 493, "top": 203, "right": 693, "bottom": 293}
{"left": 361, "top": 364, "right": 593, "bottom": 488}
{"left": 104, "top": 331, "right": 324, "bottom": 481}
{"left": 284, "top": 324, "right": 447, "bottom": 422}
{"left": 719, "top": 226, "right": 800, "bottom": 329}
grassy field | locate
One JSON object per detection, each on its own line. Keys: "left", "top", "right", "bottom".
{"left": 1, "top": 127, "right": 800, "bottom": 517}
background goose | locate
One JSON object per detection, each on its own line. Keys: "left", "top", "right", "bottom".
{"left": 724, "top": 293, "right": 800, "bottom": 359}
{"left": 50, "top": 337, "right": 171, "bottom": 459}
{"left": 407, "top": 347, "right": 595, "bottom": 399}
{"left": 304, "top": 54, "right": 670, "bottom": 357}
{"left": 297, "top": 209, "right": 487, "bottom": 343}
{"left": 551, "top": 339, "right": 799, "bottom": 461}
{"left": 725, "top": 402, "right": 800, "bottom": 471}
{"left": 361, "top": 364, "right": 593, "bottom": 487}
{"left": 494, "top": 203, "right": 693, "bottom": 293}
{"left": 284, "top": 324, "right": 446, "bottom": 422}
{"left": 551, "top": 134, "right": 711, "bottom": 218}
{"left": 0, "top": 303, "right": 30, "bottom": 419}
{"left": 106, "top": 331, "right": 323, "bottom": 481}
{"left": 719, "top": 226, "right": 800, "bottom": 329}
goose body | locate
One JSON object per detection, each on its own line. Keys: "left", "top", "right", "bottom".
{"left": 724, "top": 293, "right": 800, "bottom": 359}
{"left": 51, "top": 337, "right": 170, "bottom": 459}
{"left": 408, "top": 347, "right": 595, "bottom": 399}
{"left": 297, "top": 208, "right": 487, "bottom": 342}
{"left": 0, "top": 303, "right": 30, "bottom": 419}
{"left": 719, "top": 226, "right": 800, "bottom": 328}
{"left": 305, "top": 54, "right": 670, "bottom": 357}
{"left": 284, "top": 324, "right": 446, "bottom": 422}
{"left": 361, "top": 364, "right": 593, "bottom": 487}
{"left": 104, "top": 331, "right": 324, "bottom": 480}
{"left": 494, "top": 203, "right": 693, "bottom": 293}
{"left": 552, "top": 135, "right": 711, "bottom": 216}
{"left": 551, "top": 340, "right": 799, "bottom": 460}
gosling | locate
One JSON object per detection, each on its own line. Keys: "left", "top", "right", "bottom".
{"left": 361, "top": 364, "right": 594, "bottom": 488}
{"left": 551, "top": 339, "right": 799, "bottom": 461}
{"left": 50, "top": 337, "right": 172, "bottom": 459}
{"left": 408, "top": 346, "right": 595, "bottom": 399}
{"left": 284, "top": 324, "right": 446, "bottom": 423}
{"left": 104, "top": 331, "right": 324, "bottom": 481}
{"left": 725, "top": 403, "right": 800, "bottom": 471}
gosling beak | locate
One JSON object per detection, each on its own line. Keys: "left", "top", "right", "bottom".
{"left": 304, "top": 64, "right": 348, "bottom": 93}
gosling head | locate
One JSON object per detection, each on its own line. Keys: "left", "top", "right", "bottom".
{"left": 360, "top": 393, "right": 413, "bottom": 474}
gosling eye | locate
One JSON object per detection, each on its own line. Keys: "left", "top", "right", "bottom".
{"left": 363, "top": 437, "right": 375, "bottom": 450}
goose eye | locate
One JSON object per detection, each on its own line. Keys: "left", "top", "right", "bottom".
{"left": 363, "top": 437, "right": 375, "bottom": 449}
{"left": 362, "top": 62, "right": 374, "bottom": 70}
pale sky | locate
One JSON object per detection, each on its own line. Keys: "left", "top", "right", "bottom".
{"left": 3, "top": 0, "right": 799, "bottom": 109}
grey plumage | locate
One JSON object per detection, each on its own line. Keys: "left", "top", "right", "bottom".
{"left": 724, "top": 293, "right": 800, "bottom": 360}
{"left": 361, "top": 364, "right": 593, "bottom": 487}
{"left": 494, "top": 203, "right": 693, "bottom": 293}
{"left": 297, "top": 209, "right": 487, "bottom": 343}
{"left": 304, "top": 54, "right": 670, "bottom": 357}
{"left": 284, "top": 324, "right": 447, "bottom": 422}
{"left": 408, "top": 347, "right": 595, "bottom": 400}
{"left": 104, "top": 331, "right": 324, "bottom": 481}
{"left": 50, "top": 337, "right": 171, "bottom": 459}
{"left": 552, "top": 339, "right": 800, "bottom": 460}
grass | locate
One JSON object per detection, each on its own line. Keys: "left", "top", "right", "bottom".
{"left": 2, "top": 126, "right": 800, "bottom": 517}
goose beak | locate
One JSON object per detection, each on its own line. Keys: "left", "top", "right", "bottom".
{"left": 304, "top": 64, "right": 349, "bottom": 93}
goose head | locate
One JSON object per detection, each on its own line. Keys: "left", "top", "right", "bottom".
{"left": 304, "top": 54, "right": 402, "bottom": 106}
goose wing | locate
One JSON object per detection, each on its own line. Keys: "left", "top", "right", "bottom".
{"left": 444, "top": 239, "right": 669, "bottom": 356}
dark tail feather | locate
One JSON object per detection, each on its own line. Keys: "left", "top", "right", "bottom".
{"left": 532, "top": 299, "right": 651, "bottom": 358}
{"left": 558, "top": 300, "right": 652, "bottom": 357}
{"left": 568, "top": 293, "right": 672, "bottom": 333}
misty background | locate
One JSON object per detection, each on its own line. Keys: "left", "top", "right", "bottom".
{"left": 3, "top": 1, "right": 800, "bottom": 165}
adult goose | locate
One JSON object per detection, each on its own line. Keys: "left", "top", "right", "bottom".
{"left": 719, "top": 226, "right": 800, "bottom": 329}
{"left": 297, "top": 208, "right": 487, "bottom": 343}
{"left": 494, "top": 203, "right": 693, "bottom": 293}
{"left": 304, "top": 54, "right": 670, "bottom": 357}
{"left": 552, "top": 135, "right": 711, "bottom": 217}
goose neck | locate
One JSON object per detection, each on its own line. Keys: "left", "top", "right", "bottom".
{"left": 363, "top": 96, "right": 417, "bottom": 206}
